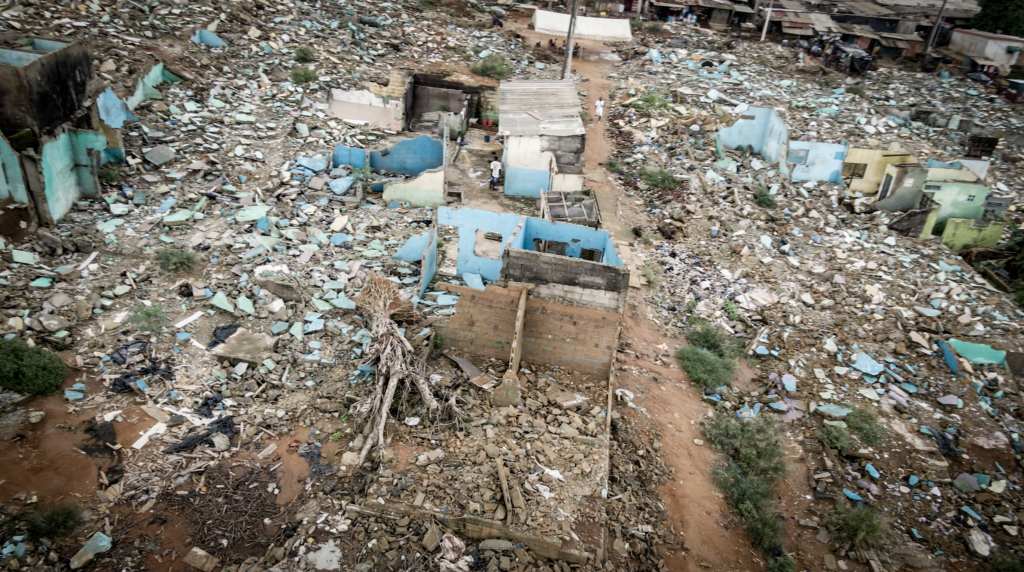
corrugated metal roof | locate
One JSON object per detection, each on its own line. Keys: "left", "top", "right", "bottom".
{"left": 878, "top": 31, "right": 924, "bottom": 42}
{"left": 499, "top": 80, "right": 585, "bottom": 138}
{"left": 839, "top": 23, "right": 881, "bottom": 39}
{"left": 834, "top": 0, "right": 895, "bottom": 17}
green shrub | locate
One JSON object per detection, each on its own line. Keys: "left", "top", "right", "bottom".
{"left": 676, "top": 346, "right": 734, "bottom": 389}
{"left": 294, "top": 46, "right": 316, "bottom": 62}
{"left": 845, "top": 408, "right": 887, "bottom": 446}
{"left": 131, "top": 304, "right": 168, "bottom": 333}
{"left": 754, "top": 190, "right": 776, "bottom": 208}
{"left": 820, "top": 424, "right": 854, "bottom": 455}
{"left": 0, "top": 338, "right": 66, "bottom": 396}
{"left": 746, "top": 509, "right": 782, "bottom": 555}
{"left": 685, "top": 323, "right": 740, "bottom": 359}
{"left": 714, "top": 465, "right": 772, "bottom": 519}
{"left": 605, "top": 160, "right": 622, "bottom": 174}
{"left": 646, "top": 22, "right": 663, "bottom": 33}
{"left": 847, "top": 86, "right": 866, "bottom": 98}
{"left": 722, "top": 300, "right": 740, "bottom": 321}
{"left": 704, "top": 414, "right": 787, "bottom": 482}
{"left": 640, "top": 262, "right": 662, "bottom": 286}
{"left": 155, "top": 249, "right": 198, "bottom": 273}
{"left": 630, "top": 94, "right": 671, "bottom": 111}
{"left": 767, "top": 555, "right": 796, "bottom": 572}
{"left": 991, "top": 553, "right": 1024, "bottom": 572}
{"left": 99, "top": 164, "right": 121, "bottom": 185}
{"left": 25, "top": 505, "right": 82, "bottom": 540}
{"left": 291, "top": 67, "right": 318, "bottom": 84}
{"left": 824, "top": 505, "right": 888, "bottom": 550}
{"left": 471, "top": 54, "right": 512, "bottom": 80}
{"left": 641, "top": 169, "right": 677, "bottom": 190}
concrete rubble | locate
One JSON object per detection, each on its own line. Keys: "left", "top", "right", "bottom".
{"left": 0, "top": 0, "right": 1023, "bottom": 572}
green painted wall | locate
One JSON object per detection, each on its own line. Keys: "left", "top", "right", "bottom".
{"left": 40, "top": 130, "right": 106, "bottom": 221}
{"left": 929, "top": 182, "right": 988, "bottom": 226}
{"left": 0, "top": 134, "right": 28, "bottom": 203}
{"left": 941, "top": 218, "right": 1005, "bottom": 251}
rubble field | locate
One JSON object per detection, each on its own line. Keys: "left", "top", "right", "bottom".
{"left": 2, "top": 0, "right": 1024, "bottom": 572}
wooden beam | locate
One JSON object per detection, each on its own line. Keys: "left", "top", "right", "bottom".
{"left": 506, "top": 286, "right": 529, "bottom": 378}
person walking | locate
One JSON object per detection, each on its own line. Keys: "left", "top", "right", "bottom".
{"left": 594, "top": 97, "right": 604, "bottom": 123}
{"left": 489, "top": 155, "right": 502, "bottom": 191}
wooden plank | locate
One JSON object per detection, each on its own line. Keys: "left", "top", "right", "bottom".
{"left": 507, "top": 287, "right": 529, "bottom": 375}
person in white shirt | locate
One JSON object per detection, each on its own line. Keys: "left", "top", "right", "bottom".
{"left": 594, "top": 97, "right": 604, "bottom": 123}
{"left": 489, "top": 154, "right": 502, "bottom": 191}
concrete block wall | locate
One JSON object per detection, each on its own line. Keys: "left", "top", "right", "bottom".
{"left": 436, "top": 284, "right": 620, "bottom": 377}
{"left": 479, "top": 89, "right": 500, "bottom": 121}
{"left": 531, "top": 283, "right": 625, "bottom": 312}
{"left": 501, "top": 249, "right": 630, "bottom": 297}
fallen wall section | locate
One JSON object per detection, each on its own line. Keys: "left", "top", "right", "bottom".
{"left": 328, "top": 89, "right": 403, "bottom": 131}
{"left": 532, "top": 10, "right": 633, "bottom": 42}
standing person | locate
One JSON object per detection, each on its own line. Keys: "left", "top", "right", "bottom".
{"left": 594, "top": 97, "right": 604, "bottom": 123}
{"left": 489, "top": 154, "right": 502, "bottom": 191}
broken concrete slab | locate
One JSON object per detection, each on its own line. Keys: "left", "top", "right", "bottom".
{"left": 210, "top": 329, "right": 277, "bottom": 365}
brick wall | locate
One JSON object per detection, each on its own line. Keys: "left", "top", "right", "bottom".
{"left": 501, "top": 249, "right": 630, "bottom": 297}
{"left": 436, "top": 284, "right": 620, "bottom": 377}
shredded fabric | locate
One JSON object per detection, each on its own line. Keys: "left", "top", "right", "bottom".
{"left": 435, "top": 533, "right": 472, "bottom": 572}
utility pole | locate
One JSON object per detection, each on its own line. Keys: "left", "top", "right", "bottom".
{"left": 562, "top": 0, "right": 581, "bottom": 80}
{"left": 925, "top": 0, "right": 948, "bottom": 54}
{"left": 760, "top": 0, "right": 773, "bottom": 42}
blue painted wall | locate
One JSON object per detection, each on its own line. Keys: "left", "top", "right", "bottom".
{"left": 717, "top": 107, "right": 789, "bottom": 172}
{"left": 420, "top": 227, "right": 438, "bottom": 298}
{"left": 789, "top": 141, "right": 847, "bottom": 184}
{"left": 369, "top": 135, "right": 443, "bottom": 176}
{"left": 333, "top": 144, "right": 368, "bottom": 169}
{"left": 518, "top": 218, "right": 623, "bottom": 267}
{"left": 437, "top": 207, "right": 524, "bottom": 280}
{"left": 504, "top": 166, "right": 551, "bottom": 198}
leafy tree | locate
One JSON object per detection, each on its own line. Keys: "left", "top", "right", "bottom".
{"left": 971, "top": 0, "right": 1024, "bottom": 37}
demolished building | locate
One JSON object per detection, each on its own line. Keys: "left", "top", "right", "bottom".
{"left": 499, "top": 80, "right": 586, "bottom": 198}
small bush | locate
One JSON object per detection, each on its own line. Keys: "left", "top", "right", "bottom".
{"left": 685, "top": 324, "right": 740, "bottom": 359}
{"left": 25, "top": 505, "right": 82, "bottom": 540}
{"left": 99, "top": 164, "right": 121, "bottom": 185}
{"left": 848, "top": 86, "right": 866, "bottom": 98}
{"left": 646, "top": 22, "right": 663, "bottom": 33}
{"left": 704, "top": 414, "right": 787, "bottom": 482}
{"left": 676, "top": 346, "right": 735, "bottom": 389}
{"left": 722, "top": 300, "right": 740, "bottom": 321}
{"left": 641, "top": 169, "right": 677, "bottom": 190}
{"left": 605, "top": 160, "right": 622, "bottom": 174}
{"left": 294, "top": 46, "right": 316, "bottom": 62}
{"left": 824, "top": 505, "right": 888, "bottom": 550}
{"left": 640, "top": 262, "right": 662, "bottom": 286}
{"left": 754, "top": 190, "right": 776, "bottom": 208}
{"left": 714, "top": 465, "right": 773, "bottom": 519}
{"left": 991, "top": 553, "right": 1024, "bottom": 572}
{"left": 745, "top": 509, "right": 783, "bottom": 555}
{"left": 291, "top": 67, "right": 318, "bottom": 84}
{"left": 471, "top": 54, "right": 512, "bottom": 81}
{"left": 845, "top": 408, "right": 887, "bottom": 446}
{"left": 130, "top": 304, "right": 168, "bottom": 333}
{"left": 630, "top": 93, "right": 671, "bottom": 111}
{"left": 820, "top": 424, "right": 854, "bottom": 455}
{"left": 767, "top": 555, "right": 796, "bottom": 572}
{"left": 0, "top": 338, "right": 66, "bottom": 396}
{"left": 155, "top": 249, "right": 198, "bottom": 273}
